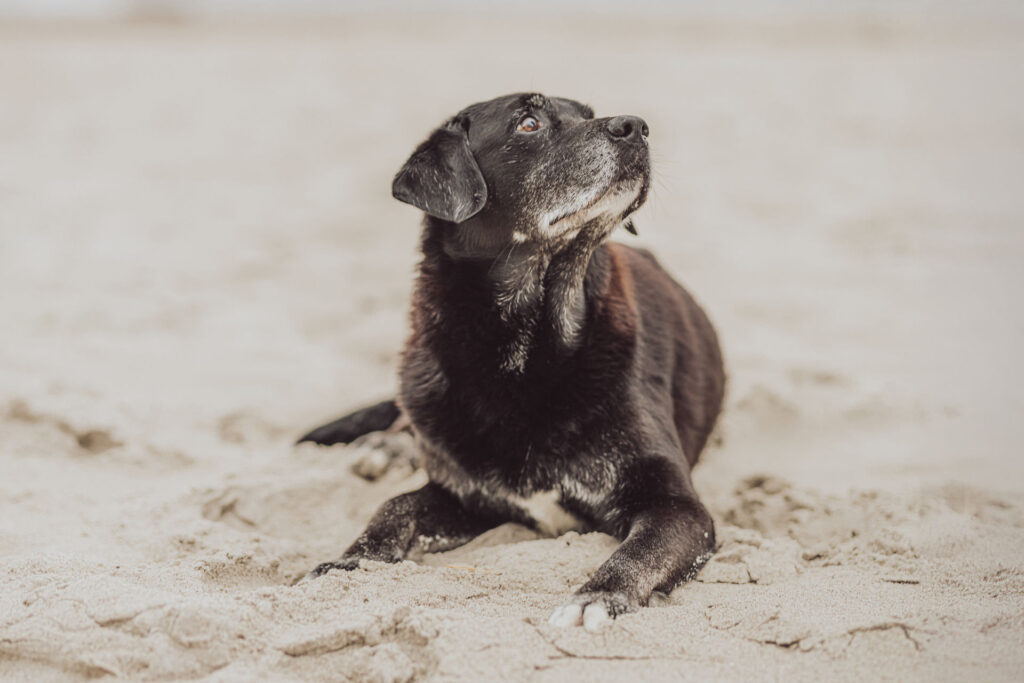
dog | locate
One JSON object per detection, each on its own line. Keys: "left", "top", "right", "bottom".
{"left": 298, "top": 93, "right": 725, "bottom": 631}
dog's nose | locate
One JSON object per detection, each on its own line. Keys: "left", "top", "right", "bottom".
{"left": 606, "top": 115, "right": 649, "bottom": 143}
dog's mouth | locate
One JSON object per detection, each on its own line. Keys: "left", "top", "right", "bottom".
{"left": 546, "top": 178, "right": 646, "bottom": 234}
{"left": 547, "top": 190, "right": 608, "bottom": 229}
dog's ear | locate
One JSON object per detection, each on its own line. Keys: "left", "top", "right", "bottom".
{"left": 392, "top": 120, "right": 487, "bottom": 223}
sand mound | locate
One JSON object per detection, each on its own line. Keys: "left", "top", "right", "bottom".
{"left": 2, "top": 432, "right": 1022, "bottom": 680}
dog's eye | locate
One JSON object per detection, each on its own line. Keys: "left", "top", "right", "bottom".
{"left": 516, "top": 116, "right": 542, "bottom": 133}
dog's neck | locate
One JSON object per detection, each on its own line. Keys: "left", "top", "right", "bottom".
{"left": 423, "top": 217, "right": 615, "bottom": 373}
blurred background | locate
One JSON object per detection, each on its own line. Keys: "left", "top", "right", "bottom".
{"left": 1, "top": 3, "right": 1023, "bottom": 679}
{"left": 1, "top": 0, "right": 1022, "bottom": 492}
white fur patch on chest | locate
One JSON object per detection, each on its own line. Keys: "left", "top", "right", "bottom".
{"left": 508, "top": 489, "right": 583, "bottom": 536}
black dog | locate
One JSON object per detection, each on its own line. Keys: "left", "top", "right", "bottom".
{"left": 299, "top": 93, "right": 725, "bottom": 631}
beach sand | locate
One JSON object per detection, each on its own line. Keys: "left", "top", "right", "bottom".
{"left": 1, "top": 9, "right": 1023, "bottom": 681}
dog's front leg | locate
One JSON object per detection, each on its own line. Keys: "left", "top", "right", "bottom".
{"left": 549, "top": 480, "right": 715, "bottom": 631}
{"left": 304, "top": 482, "right": 493, "bottom": 579}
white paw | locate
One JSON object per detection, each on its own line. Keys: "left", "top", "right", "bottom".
{"left": 582, "top": 602, "right": 612, "bottom": 632}
{"left": 548, "top": 603, "right": 582, "bottom": 628}
{"left": 549, "top": 592, "right": 630, "bottom": 632}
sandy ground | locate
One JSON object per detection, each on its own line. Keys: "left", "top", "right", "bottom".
{"left": 1, "top": 8, "right": 1024, "bottom": 681}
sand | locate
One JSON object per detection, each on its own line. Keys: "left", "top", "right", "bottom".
{"left": 1, "top": 7, "right": 1023, "bottom": 681}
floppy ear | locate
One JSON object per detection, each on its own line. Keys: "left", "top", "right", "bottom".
{"left": 391, "top": 122, "right": 487, "bottom": 223}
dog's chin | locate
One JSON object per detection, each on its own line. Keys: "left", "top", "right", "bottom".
{"left": 545, "top": 178, "right": 645, "bottom": 240}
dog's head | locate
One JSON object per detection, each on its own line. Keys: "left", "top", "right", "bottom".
{"left": 392, "top": 93, "right": 650, "bottom": 252}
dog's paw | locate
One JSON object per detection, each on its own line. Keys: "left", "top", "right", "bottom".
{"left": 548, "top": 591, "right": 636, "bottom": 632}
{"left": 301, "top": 556, "right": 361, "bottom": 582}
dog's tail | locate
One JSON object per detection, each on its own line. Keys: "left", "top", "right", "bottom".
{"left": 296, "top": 399, "right": 403, "bottom": 446}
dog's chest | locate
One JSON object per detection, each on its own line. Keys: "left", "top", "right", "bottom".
{"left": 506, "top": 489, "right": 583, "bottom": 536}
{"left": 423, "top": 444, "right": 586, "bottom": 535}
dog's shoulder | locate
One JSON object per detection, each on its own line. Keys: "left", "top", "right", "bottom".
{"left": 605, "top": 241, "right": 673, "bottom": 290}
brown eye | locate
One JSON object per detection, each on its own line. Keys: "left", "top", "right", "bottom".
{"left": 516, "top": 116, "right": 542, "bottom": 133}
